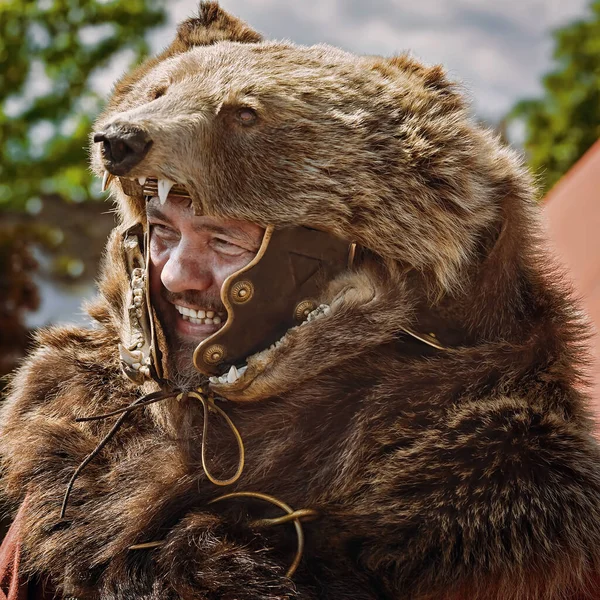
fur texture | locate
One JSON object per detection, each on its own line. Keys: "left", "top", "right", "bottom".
{"left": 2, "top": 3, "right": 600, "bottom": 599}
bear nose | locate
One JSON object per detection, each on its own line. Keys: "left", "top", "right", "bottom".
{"left": 93, "top": 124, "right": 152, "bottom": 176}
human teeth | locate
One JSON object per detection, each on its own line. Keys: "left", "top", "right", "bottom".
{"left": 157, "top": 178, "right": 174, "bottom": 204}
{"left": 101, "top": 171, "right": 114, "bottom": 191}
{"left": 138, "top": 176, "right": 147, "bottom": 186}
{"left": 227, "top": 365, "right": 240, "bottom": 383}
{"left": 174, "top": 304, "right": 225, "bottom": 325}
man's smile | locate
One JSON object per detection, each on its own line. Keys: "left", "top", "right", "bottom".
{"left": 171, "top": 302, "right": 227, "bottom": 340}
{"left": 173, "top": 303, "right": 225, "bottom": 325}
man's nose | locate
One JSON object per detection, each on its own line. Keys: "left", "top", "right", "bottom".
{"left": 93, "top": 123, "right": 152, "bottom": 176}
{"left": 160, "top": 251, "right": 214, "bottom": 294}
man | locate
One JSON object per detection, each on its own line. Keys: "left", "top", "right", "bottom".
{"left": 2, "top": 3, "right": 600, "bottom": 599}
{"left": 146, "top": 196, "right": 264, "bottom": 387}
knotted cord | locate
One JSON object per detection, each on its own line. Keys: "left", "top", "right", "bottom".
{"left": 188, "top": 390, "right": 245, "bottom": 486}
{"left": 60, "top": 389, "right": 176, "bottom": 519}
{"left": 61, "top": 386, "right": 316, "bottom": 577}
{"left": 60, "top": 387, "right": 245, "bottom": 519}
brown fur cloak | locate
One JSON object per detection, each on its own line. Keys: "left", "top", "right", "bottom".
{"left": 2, "top": 3, "right": 600, "bottom": 599}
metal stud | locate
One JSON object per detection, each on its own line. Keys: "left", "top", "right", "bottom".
{"left": 203, "top": 344, "right": 226, "bottom": 365}
{"left": 294, "top": 299, "right": 317, "bottom": 322}
{"left": 231, "top": 280, "right": 254, "bottom": 304}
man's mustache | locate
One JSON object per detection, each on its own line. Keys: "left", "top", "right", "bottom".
{"left": 163, "top": 290, "right": 225, "bottom": 313}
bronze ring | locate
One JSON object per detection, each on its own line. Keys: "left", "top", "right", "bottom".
{"left": 208, "top": 491, "right": 317, "bottom": 578}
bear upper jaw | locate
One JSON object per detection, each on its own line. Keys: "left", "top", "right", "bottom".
{"left": 140, "top": 176, "right": 191, "bottom": 203}
{"left": 101, "top": 172, "right": 192, "bottom": 203}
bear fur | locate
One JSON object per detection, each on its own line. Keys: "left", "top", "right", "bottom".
{"left": 2, "top": 2, "right": 600, "bottom": 599}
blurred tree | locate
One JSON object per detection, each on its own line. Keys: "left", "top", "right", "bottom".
{"left": 0, "top": 227, "right": 39, "bottom": 376}
{"left": 0, "top": 0, "right": 166, "bottom": 377}
{"left": 508, "top": 0, "right": 600, "bottom": 195}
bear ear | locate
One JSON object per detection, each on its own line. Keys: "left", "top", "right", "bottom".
{"left": 172, "top": 1, "right": 263, "bottom": 49}
{"left": 376, "top": 54, "right": 462, "bottom": 108}
{"left": 105, "top": 3, "right": 262, "bottom": 110}
{"left": 386, "top": 55, "right": 453, "bottom": 93}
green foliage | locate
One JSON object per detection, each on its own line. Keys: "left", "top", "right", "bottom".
{"left": 0, "top": 0, "right": 166, "bottom": 377}
{"left": 508, "top": 0, "right": 600, "bottom": 195}
{"left": 0, "top": 0, "right": 166, "bottom": 211}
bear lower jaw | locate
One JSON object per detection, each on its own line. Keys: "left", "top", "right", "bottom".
{"left": 208, "top": 303, "right": 331, "bottom": 388}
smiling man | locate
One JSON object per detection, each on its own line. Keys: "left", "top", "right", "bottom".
{"left": 146, "top": 196, "right": 264, "bottom": 386}
{"left": 3, "top": 3, "right": 600, "bottom": 600}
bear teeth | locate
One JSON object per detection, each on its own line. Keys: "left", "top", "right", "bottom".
{"left": 207, "top": 304, "right": 332, "bottom": 387}
{"left": 101, "top": 171, "right": 115, "bottom": 191}
{"left": 157, "top": 178, "right": 175, "bottom": 204}
{"left": 210, "top": 364, "right": 248, "bottom": 385}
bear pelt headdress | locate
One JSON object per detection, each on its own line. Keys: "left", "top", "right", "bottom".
{"left": 2, "top": 3, "right": 600, "bottom": 599}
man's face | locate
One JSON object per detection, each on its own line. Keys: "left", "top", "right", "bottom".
{"left": 147, "top": 197, "right": 264, "bottom": 383}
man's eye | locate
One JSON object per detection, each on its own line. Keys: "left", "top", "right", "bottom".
{"left": 212, "top": 238, "right": 247, "bottom": 256}
{"left": 151, "top": 224, "right": 178, "bottom": 239}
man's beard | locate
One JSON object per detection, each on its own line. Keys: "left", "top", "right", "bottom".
{"left": 157, "top": 289, "right": 226, "bottom": 391}
{"left": 167, "top": 337, "right": 205, "bottom": 390}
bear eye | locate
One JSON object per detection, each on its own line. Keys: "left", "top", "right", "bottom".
{"left": 237, "top": 107, "right": 258, "bottom": 126}
{"left": 151, "top": 86, "right": 168, "bottom": 100}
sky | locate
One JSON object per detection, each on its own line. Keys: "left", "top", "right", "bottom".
{"left": 142, "top": 0, "right": 592, "bottom": 124}
{"left": 33, "top": 0, "right": 594, "bottom": 326}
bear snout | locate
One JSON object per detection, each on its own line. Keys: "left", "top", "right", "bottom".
{"left": 93, "top": 123, "right": 153, "bottom": 176}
